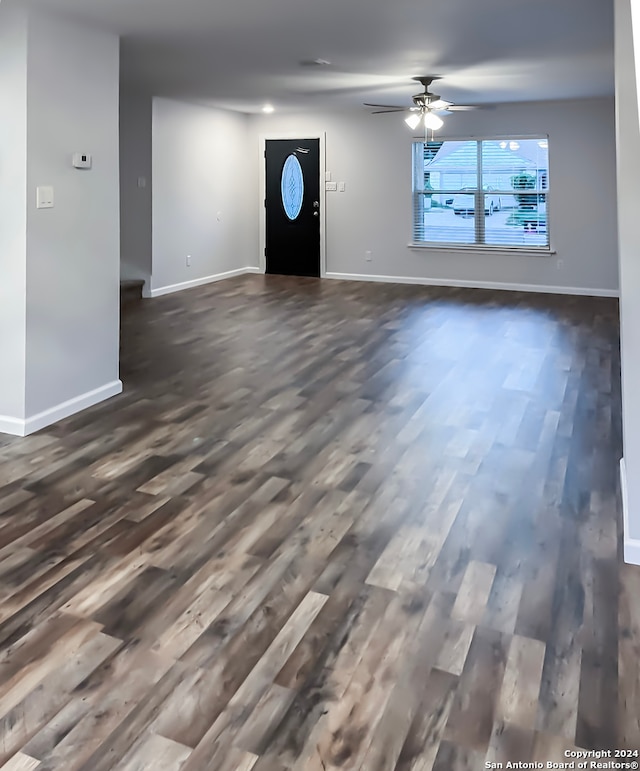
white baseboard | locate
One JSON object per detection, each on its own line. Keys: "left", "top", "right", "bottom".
{"left": 621, "top": 458, "right": 640, "bottom": 565}
{"left": 148, "top": 267, "right": 262, "bottom": 298}
{"left": 0, "top": 415, "right": 27, "bottom": 437}
{"left": 0, "top": 380, "right": 123, "bottom": 437}
{"left": 324, "top": 272, "right": 619, "bottom": 298}
{"left": 624, "top": 541, "right": 640, "bottom": 566}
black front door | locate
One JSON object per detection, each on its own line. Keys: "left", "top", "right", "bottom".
{"left": 265, "top": 139, "right": 320, "bottom": 277}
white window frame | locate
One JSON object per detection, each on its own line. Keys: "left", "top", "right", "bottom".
{"left": 409, "top": 134, "right": 553, "bottom": 255}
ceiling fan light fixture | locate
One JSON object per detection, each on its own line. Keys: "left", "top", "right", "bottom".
{"left": 366, "top": 76, "right": 462, "bottom": 133}
{"left": 405, "top": 113, "right": 422, "bottom": 130}
{"left": 423, "top": 111, "right": 444, "bottom": 130}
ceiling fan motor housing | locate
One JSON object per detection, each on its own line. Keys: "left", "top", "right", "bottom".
{"left": 412, "top": 92, "right": 441, "bottom": 109}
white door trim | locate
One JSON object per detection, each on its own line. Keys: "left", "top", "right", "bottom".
{"left": 258, "top": 132, "right": 327, "bottom": 278}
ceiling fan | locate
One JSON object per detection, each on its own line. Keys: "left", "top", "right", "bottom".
{"left": 365, "top": 76, "right": 480, "bottom": 131}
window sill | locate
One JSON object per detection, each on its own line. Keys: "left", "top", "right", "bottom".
{"left": 408, "top": 242, "right": 556, "bottom": 257}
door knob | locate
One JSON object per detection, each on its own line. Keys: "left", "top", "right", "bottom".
{"left": 313, "top": 201, "right": 320, "bottom": 208}
{"left": 313, "top": 211, "right": 319, "bottom": 217}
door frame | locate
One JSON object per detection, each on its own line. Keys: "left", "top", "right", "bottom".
{"left": 258, "top": 132, "right": 327, "bottom": 278}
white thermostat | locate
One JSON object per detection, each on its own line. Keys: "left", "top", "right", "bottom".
{"left": 72, "top": 153, "right": 92, "bottom": 169}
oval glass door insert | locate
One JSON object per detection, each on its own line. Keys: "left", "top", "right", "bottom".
{"left": 281, "top": 154, "right": 304, "bottom": 220}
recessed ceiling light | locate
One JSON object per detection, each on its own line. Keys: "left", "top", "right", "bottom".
{"left": 262, "top": 104, "right": 275, "bottom": 113}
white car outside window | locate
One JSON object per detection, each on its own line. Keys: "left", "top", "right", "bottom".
{"left": 452, "top": 186, "right": 502, "bottom": 216}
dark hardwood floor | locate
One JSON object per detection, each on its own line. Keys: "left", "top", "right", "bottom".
{"left": 0, "top": 274, "right": 633, "bottom": 770}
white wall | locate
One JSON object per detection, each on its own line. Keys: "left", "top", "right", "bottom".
{"left": 615, "top": 0, "right": 640, "bottom": 556}
{"left": 24, "top": 10, "right": 121, "bottom": 422}
{"left": 250, "top": 98, "right": 619, "bottom": 294}
{"left": 0, "top": 6, "right": 122, "bottom": 435}
{"left": 120, "top": 88, "right": 152, "bottom": 283}
{"left": 151, "top": 98, "right": 256, "bottom": 295}
{"left": 0, "top": 2, "right": 28, "bottom": 427}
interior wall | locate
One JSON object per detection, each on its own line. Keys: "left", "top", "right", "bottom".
{"left": 151, "top": 98, "right": 256, "bottom": 295}
{"left": 24, "top": 9, "right": 121, "bottom": 420}
{"left": 0, "top": 2, "right": 28, "bottom": 425}
{"left": 615, "top": 0, "right": 640, "bottom": 554}
{"left": 120, "top": 88, "right": 153, "bottom": 283}
{"left": 249, "top": 98, "right": 619, "bottom": 294}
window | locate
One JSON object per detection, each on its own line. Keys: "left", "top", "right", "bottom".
{"left": 412, "top": 138, "right": 549, "bottom": 249}
{"left": 281, "top": 154, "right": 304, "bottom": 221}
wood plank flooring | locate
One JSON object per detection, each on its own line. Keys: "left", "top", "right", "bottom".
{"left": 0, "top": 274, "right": 634, "bottom": 769}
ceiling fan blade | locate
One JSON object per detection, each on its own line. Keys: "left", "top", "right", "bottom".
{"left": 364, "top": 103, "right": 406, "bottom": 109}
{"left": 446, "top": 104, "right": 496, "bottom": 111}
{"left": 364, "top": 76, "right": 496, "bottom": 119}
{"left": 429, "top": 100, "right": 452, "bottom": 109}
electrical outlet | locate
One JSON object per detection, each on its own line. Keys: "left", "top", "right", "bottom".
{"left": 186, "top": 255, "right": 191, "bottom": 267}
{"left": 365, "top": 250, "right": 372, "bottom": 262}
{"left": 137, "top": 177, "right": 147, "bottom": 188}
{"left": 338, "top": 182, "right": 346, "bottom": 192}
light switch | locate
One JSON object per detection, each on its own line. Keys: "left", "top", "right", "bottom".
{"left": 338, "top": 182, "right": 346, "bottom": 192}
{"left": 325, "top": 182, "right": 338, "bottom": 191}
{"left": 325, "top": 171, "right": 332, "bottom": 182}
{"left": 36, "top": 186, "right": 54, "bottom": 209}
{"left": 137, "top": 176, "right": 147, "bottom": 188}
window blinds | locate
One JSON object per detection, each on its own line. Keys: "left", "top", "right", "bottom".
{"left": 412, "top": 138, "right": 550, "bottom": 249}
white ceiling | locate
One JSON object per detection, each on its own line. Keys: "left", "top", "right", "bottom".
{"left": 28, "top": 0, "right": 614, "bottom": 113}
